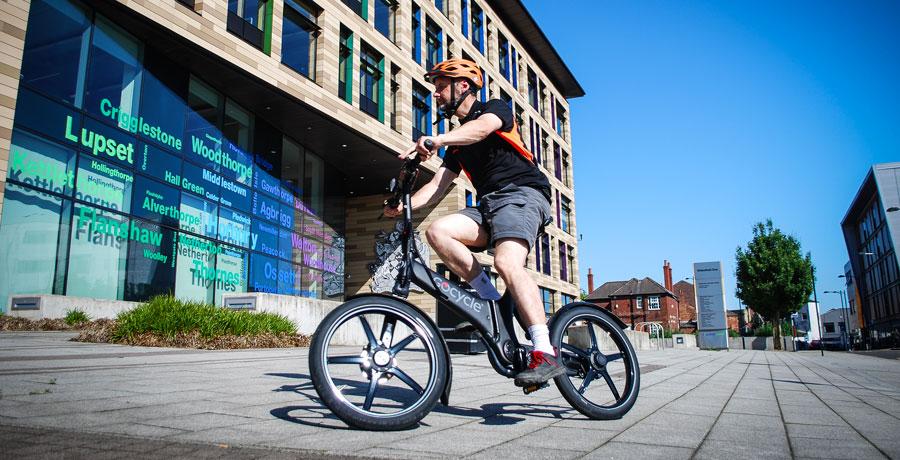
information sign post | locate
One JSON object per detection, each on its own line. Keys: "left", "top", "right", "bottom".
{"left": 694, "top": 261, "right": 729, "bottom": 350}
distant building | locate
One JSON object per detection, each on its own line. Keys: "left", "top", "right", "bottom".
{"left": 840, "top": 163, "right": 900, "bottom": 348}
{"left": 584, "top": 261, "right": 679, "bottom": 330}
{"left": 792, "top": 301, "right": 822, "bottom": 343}
{"left": 820, "top": 308, "right": 849, "bottom": 349}
{"left": 672, "top": 280, "right": 697, "bottom": 332}
{"left": 726, "top": 310, "right": 740, "bottom": 333}
{"left": 843, "top": 261, "right": 862, "bottom": 336}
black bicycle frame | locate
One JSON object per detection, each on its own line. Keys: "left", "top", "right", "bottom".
{"left": 387, "top": 156, "right": 528, "bottom": 377}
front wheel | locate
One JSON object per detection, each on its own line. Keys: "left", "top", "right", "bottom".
{"left": 309, "top": 296, "right": 447, "bottom": 430}
{"left": 550, "top": 306, "right": 640, "bottom": 420}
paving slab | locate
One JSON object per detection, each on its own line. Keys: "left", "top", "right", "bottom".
{"left": 1, "top": 333, "right": 898, "bottom": 459}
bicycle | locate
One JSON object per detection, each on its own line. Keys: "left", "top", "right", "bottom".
{"left": 309, "top": 140, "right": 640, "bottom": 430}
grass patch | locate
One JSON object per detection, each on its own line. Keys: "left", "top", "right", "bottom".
{"left": 112, "top": 295, "right": 296, "bottom": 341}
{"left": 64, "top": 309, "right": 91, "bottom": 326}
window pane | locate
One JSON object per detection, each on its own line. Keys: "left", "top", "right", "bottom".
{"left": 76, "top": 154, "right": 134, "bottom": 213}
{"left": 131, "top": 175, "right": 180, "bottom": 227}
{"left": 125, "top": 219, "right": 176, "bottom": 300}
{"left": 250, "top": 252, "right": 278, "bottom": 293}
{"left": 304, "top": 152, "right": 324, "bottom": 217}
{"left": 186, "top": 77, "right": 221, "bottom": 145}
{"left": 278, "top": 260, "right": 302, "bottom": 295}
{"left": 375, "top": 0, "right": 391, "bottom": 38}
{"left": 303, "top": 267, "right": 323, "bottom": 299}
{"left": 180, "top": 192, "right": 219, "bottom": 237}
{"left": 283, "top": 4, "right": 316, "bottom": 79}
{"left": 223, "top": 100, "right": 252, "bottom": 151}
{"left": 84, "top": 17, "right": 143, "bottom": 123}
{"left": 0, "top": 183, "right": 66, "bottom": 308}
{"left": 14, "top": 88, "right": 83, "bottom": 142}
{"left": 139, "top": 50, "right": 188, "bottom": 152}
{"left": 138, "top": 144, "right": 182, "bottom": 186}
{"left": 412, "top": 5, "right": 422, "bottom": 62}
{"left": 19, "top": 0, "right": 91, "bottom": 106}
{"left": 214, "top": 246, "right": 248, "bottom": 305}
{"left": 471, "top": 1, "right": 483, "bottom": 53}
{"left": 68, "top": 203, "right": 128, "bottom": 299}
{"left": 218, "top": 207, "right": 251, "bottom": 248}
{"left": 426, "top": 20, "right": 442, "bottom": 70}
{"left": 174, "top": 232, "right": 217, "bottom": 302}
{"left": 8, "top": 129, "right": 76, "bottom": 196}
{"left": 323, "top": 236, "right": 345, "bottom": 299}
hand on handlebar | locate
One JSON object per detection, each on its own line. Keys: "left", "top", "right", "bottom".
{"left": 400, "top": 136, "right": 441, "bottom": 162}
{"left": 383, "top": 200, "right": 403, "bottom": 218}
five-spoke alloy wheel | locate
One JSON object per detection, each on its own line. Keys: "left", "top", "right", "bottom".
{"left": 309, "top": 297, "right": 447, "bottom": 430}
{"left": 550, "top": 306, "right": 640, "bottom": 419}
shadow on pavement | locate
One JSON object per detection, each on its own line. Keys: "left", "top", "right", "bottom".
{"left": 432, "top": 401, "right": 570, "bottom": 425}
{"left": 265, "top": 372, "right": 571, "bottom": 431}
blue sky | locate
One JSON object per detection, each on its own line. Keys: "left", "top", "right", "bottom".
{"left": 522, "top": 0, "right": 900, "bottom": 312}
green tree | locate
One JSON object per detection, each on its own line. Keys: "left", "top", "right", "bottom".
{"left": 735, "top": 220, "right": 813, "bottom": 350}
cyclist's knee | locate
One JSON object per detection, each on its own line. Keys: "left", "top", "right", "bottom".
{"left": 425, "top": 222, "right": 445, "bottom": 247}
{"left": 494, "top": 253, "right": 525, "bottom": 279}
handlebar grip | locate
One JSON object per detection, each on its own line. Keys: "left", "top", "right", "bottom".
{"left": 423, "top": 139, "right": 435, "bottom": 150}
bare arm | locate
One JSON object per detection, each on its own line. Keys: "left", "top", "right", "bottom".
{"left": 436, "top": 113, "right": 502, "bottom": 147}
{"left": 402, "top": 113, "right": 504, "bottom": 161}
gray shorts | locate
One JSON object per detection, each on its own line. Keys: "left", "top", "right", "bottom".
{"left": 459, "top": 183, "right": 552, "bottom": 251}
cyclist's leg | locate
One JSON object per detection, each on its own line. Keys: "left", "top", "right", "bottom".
{"left": 493, "top": 238, "right": 544, "bottom": 328}
{"left": 425, "top": 213, "right": 488, "bottom": 281}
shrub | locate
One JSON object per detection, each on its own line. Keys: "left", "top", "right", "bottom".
{"left": 753, "top": 323, "right": 773, "bottom": 337}
{"left": 64, "top": 309, "right": 91, "bottom": 325}
{"left": 728, "top": 329, "right": 740, "bottom": 338}
{"left": 113, "top": 295, "right": 296, "bottom": 341}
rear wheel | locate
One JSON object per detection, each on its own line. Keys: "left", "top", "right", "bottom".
{"left": 309, "top": 296, "right": 447, "bottom": 431}
{"left": 550, "top": 306, "right": 640, "bottom": 420}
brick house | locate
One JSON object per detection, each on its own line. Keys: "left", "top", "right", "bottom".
{"left": 673, "top": 280, "right": 697, "bottom": 332}
{"left": 727, "top": 311, "right": 741, "bottom": 333}
{"left": 584, "top": 261, "right": 680, "bottom": 330}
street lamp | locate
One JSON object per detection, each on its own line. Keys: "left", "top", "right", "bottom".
{"left": 837, "top": 274, "right": 854, "bottom": 348}
{"left": 823, "top": 290, "right": 850, "bottom": 351}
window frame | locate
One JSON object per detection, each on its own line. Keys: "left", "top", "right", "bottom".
{"left": 425, "top": 18, "right": 443, "bottom": 71}
{"left": 281, "top": 0, "right": 320, "bottom": 81}
{"left": 470, "top": 0, "right": 484, "bottom": 54}
{"left": 226, "top": 0, "right": 273, "bottom": 53}
{"left": 358, "top": 42, "right": 383, "bottom": 120}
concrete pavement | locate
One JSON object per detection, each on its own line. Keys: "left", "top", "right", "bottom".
{"left": 1, "top": 332, "right": 898, "bottom": 459}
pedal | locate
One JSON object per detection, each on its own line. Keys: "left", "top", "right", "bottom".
{"left": 522, "top": 382, "right": 549, "bottom": 395}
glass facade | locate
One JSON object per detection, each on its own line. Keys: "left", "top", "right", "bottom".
{"left": 0, "top": 0, "right": 345, "bottom": 309}
{"left": 854, "top": 196, "right": 900, "bottom": 335}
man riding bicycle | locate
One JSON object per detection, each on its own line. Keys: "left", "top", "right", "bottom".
{"left": 383, "top": 59, "right": 564, "bottom": 387}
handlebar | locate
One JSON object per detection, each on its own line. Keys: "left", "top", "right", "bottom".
{"left": 403, "top": 138, "right": 433, "bottom": 171}
{"left": 385, "top": 139, "right": 434, "bottom": 209}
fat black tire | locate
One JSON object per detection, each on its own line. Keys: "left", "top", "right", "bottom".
{"left": 309, "top": 296, "right": 447, "bottom": 431}
{"left": 550, "top": 306, "right": 640, "bottom": 420}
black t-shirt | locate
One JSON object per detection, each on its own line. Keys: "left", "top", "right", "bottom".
{"left": 442, "top": 99, "right": 551, "bottom": 202}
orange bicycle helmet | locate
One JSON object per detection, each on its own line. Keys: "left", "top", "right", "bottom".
{"left": 424, "top": 59, "right": 483, "bottom": 89}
